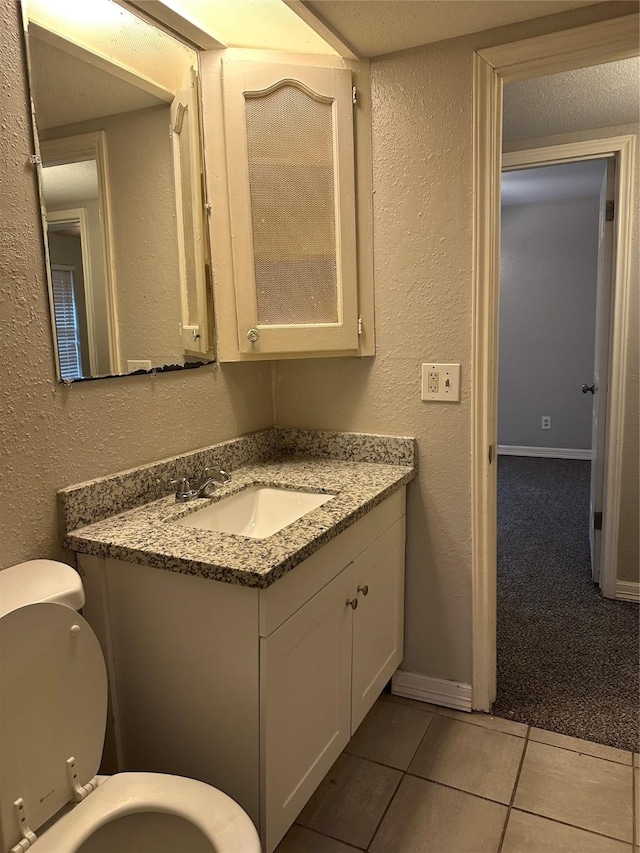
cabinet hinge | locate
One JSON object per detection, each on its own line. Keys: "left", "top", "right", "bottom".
{"left": 593, "top": 511, "right": 603, "bottom": 531}
{"left": 352, "top": 86, "right": 357, "bottom": 105}
{"left": 605, "top": 200, "right": 615, "bottom": 222}
{"left": 357, "top": 316, "right": 363, "bottom": 336}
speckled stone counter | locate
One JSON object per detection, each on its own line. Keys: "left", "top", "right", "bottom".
{"left": 60, "top": 430, "right": 415, "bottom": 589}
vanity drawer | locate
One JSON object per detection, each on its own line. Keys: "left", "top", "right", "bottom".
{"left": 258, "top": 487, "right": 405, "bottom": 637}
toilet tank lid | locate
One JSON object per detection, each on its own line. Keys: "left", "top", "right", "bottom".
{"left": 0, "top": 560, "right": 85, "bottom": 616}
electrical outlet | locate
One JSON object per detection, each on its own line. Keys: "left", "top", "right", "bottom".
{"left": 541, "top": 416, "right": 552, "bottom": 430}
{"left": 421, "top": 364, "right": 461, "bottom": 401}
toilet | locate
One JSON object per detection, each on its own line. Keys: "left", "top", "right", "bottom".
{"left": 0, "top": 561, "right": 261, "bottom": 853}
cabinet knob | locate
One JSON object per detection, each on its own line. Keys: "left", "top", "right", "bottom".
{"left": 357, "top": 585, "right": 369, "bottom": 596}
{"left": 346, "top": 598, "right": 358, "bottom": 610}
{"left": 246, "top": 329, "right": 260, "bottom": 343}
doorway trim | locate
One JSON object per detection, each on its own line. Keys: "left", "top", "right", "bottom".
{"left": 471, "top": 13, "right": 639, "bottom": 711}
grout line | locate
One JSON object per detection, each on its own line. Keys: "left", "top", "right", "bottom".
{"left": 510, "top": 805, "right": 634, "bottom": 845}
{"left": 365, "top": 709, "right": 438, "bottom": 851}
{"left": 365, "top": 770, "right": 404, "bottom": 852}
{"left": 403, "top": 773, "right": 520, "bottom": 809}
{"left": 526, "top": 735, "right": 634, "bottom": 766}
{"left": 293, "top": 823, "right": 364, "bottom": 851}
{"left": 497, "top": 736, "right": 529, "bottom": 853}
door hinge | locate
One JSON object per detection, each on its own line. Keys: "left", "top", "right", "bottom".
{"left": 593, "top": 511, "right": 603, "bottom": 531}
{"left": 488, "top": 444, "right": 494, "bottom": 465}
{"left": 352, "top": 86, "right": 358, "bottom": 105}
{"left": 605, "top": 200, "right": 615, "bottom": 222}
{"left": 28, "top": 154, "right": 41, "bottom": 165}
{"left": 357, "top": 316, "right": 363, "bottom": 336}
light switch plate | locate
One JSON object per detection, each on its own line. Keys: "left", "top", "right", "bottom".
{"left": 421, "top": 363, "right": 461, "bottom": 402}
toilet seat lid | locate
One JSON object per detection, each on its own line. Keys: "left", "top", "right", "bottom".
{"left": 0, "top": 603, "right": 106, "bottom": 852}
{"left": 0, "top": 560, "right": 85, "bottom": 616}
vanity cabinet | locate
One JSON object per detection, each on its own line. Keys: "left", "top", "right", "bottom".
{"left": 78, "top": 488, "right": 405, "bottom": 853}
{"left": 262, "top": 518, "right": 404, "bottom": 850}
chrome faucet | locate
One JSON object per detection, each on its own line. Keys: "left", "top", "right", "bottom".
{"left": 171, "top": 466, "right": 231, "bottom": 502}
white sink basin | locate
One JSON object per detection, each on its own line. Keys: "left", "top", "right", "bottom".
{"left": 174, "top": 486, "right": 335, "bottom": 539}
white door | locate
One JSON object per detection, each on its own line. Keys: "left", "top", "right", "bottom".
{"left": 260, "top": 567, "right": 353, "bottom": 853}
{"left": 589, "top": 159, "right": 615, "bottom": 584}
{"left": 351, "top": 519, "right": 405, "bottom": 732}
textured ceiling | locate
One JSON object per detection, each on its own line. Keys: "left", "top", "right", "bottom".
{"left": 503, "top": 57, "right": 640, "bottom": 142}
{"left": 42, "top": 161, "right": 100, "bottom": 207}
{"left": 29, "top": 36, "right": 166, "bottom": 130}
{"left": 304, "top": 0, "right": 602, "bottom": 57}
{"left": 502, "top": 159, "right": 607, "bottom": 206}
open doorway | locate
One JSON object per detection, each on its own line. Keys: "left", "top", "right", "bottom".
{"left": 484, "top": 49, "right": 639, "bottom": 750}
{"left": 492, "top": 154, "right": 638, "bottom": 750}
{"left": 471, "top": 15, "right": 639, "bottom": 752}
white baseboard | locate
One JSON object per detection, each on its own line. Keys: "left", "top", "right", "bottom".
{"left": 391, "top": 670, "right": 472, "bottom": 711}
{"left": 615, "top": 580, "right": 640, "bottom": 602}
{"left": 498, "top": 445, "right": 592, "bottom": 461}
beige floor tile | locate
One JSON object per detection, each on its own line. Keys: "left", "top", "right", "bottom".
{"left": 275, "top": 825, "right": 363, "bottom": 852}
{"left": 297, "top": 753, "right": 401, "bottom": 849}
{"left": 438, "top": 706, "right": 527, "bottom": 737}
{"left": 502, "top": 810, "right": 632, "bottom": 853}
{"left": 530, "top": 727, "right": 633, "bottom": 765}
{"left": 514, "top": 741, "right": 633, "bottom": 842}
{"left": 370, "top": 775, "right": 507, "bottom": 853}
{"left": 408, "top": 714, "right": 525, "bottom": 804}
{"left": 346, "top": 696, "right": 434, "bottom": 769}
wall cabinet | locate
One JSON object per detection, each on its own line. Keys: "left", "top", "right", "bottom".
{"left": 200, "top": 51, "right": 375, "bottom": 361}
{"left": 78, "top": 489, "right": 405, "bottom": 853}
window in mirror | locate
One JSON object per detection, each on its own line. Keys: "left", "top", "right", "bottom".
{"left": 22, "top": 0, "right": 214, "bottom": 382}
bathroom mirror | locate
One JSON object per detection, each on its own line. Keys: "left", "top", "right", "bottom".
{"left": 22, "top": 0, "right": 214, "bottom": 382}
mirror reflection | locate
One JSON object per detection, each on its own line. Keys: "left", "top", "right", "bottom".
{"left": 23, "top": 0, "right": 213, "bottom": 381}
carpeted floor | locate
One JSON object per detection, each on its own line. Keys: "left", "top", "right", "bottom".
{"left": 492, "top": 456, "right": 639, "bottom": 752}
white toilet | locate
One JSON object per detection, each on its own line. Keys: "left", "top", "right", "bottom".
{"left": 0, "top": 561, "right": 261, "bottom": 853}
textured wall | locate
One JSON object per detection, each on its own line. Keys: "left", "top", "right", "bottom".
{"left": 499, "top": 194, "right": 601, "bottom": 450}
{"left": 275, "top": 5, "right": 640, "bottom": 684}
{"left": 0, "top": 1, "right": 274, "bottom": 569}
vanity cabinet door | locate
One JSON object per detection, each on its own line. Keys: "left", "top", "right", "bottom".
{"left": 351, "top": 517, "right": 406, "bottom": 732}
{"left": 260, "top": 565, "right": 353, "bottom": 853}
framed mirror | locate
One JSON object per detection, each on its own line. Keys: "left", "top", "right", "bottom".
{"left": 22, "top": 0, "right": 214, "bottom": 382}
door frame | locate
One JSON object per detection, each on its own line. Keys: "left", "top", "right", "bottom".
{"left": 471, "top": 14, "right": 639, "bottom": 711}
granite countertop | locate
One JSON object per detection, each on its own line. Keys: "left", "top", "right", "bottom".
{"left": 63, "top": 456, "right": 414, "bottom": 589}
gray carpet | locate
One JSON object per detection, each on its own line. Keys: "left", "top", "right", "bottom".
{"left": 492, "top": 456, "right": 639, "bottom": 752}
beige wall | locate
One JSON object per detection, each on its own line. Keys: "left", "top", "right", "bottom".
{"left": 1, "top": 0, "right": 636, "bottom": 690}
{"left": 275, "top": 3, "right": 639, "bottom": 684}
{"left": 0, "top": 0, "right": 274, "bottom": 568}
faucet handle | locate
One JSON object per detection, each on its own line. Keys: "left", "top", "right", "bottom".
{"left": 204, "top": 466, "right": 231, "bottom": 484}
{"left": 170, "top": 477, "right": 193, "bottom": 502}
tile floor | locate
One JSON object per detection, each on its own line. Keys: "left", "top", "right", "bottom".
{"left": 276, "top": 694, "right": 639, "bottom": 853}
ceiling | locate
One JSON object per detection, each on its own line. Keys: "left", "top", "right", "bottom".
{"left": 29, "top": 36, "right": 167, "bottom": 130}
{"left": 42, "top": 161, "right": 100, "bottom": 207}
{"left": 303, "top": 0, "right": 603, "bottom": 57}
{"left": 501, "top": 160, "right": 607, "bottom": 206}
{"left": 503, "top": 57, "right": 640, "bottom": 141}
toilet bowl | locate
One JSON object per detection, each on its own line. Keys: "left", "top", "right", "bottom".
{"left": 0, "top": 563, "right": 261, "bottom": 853}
